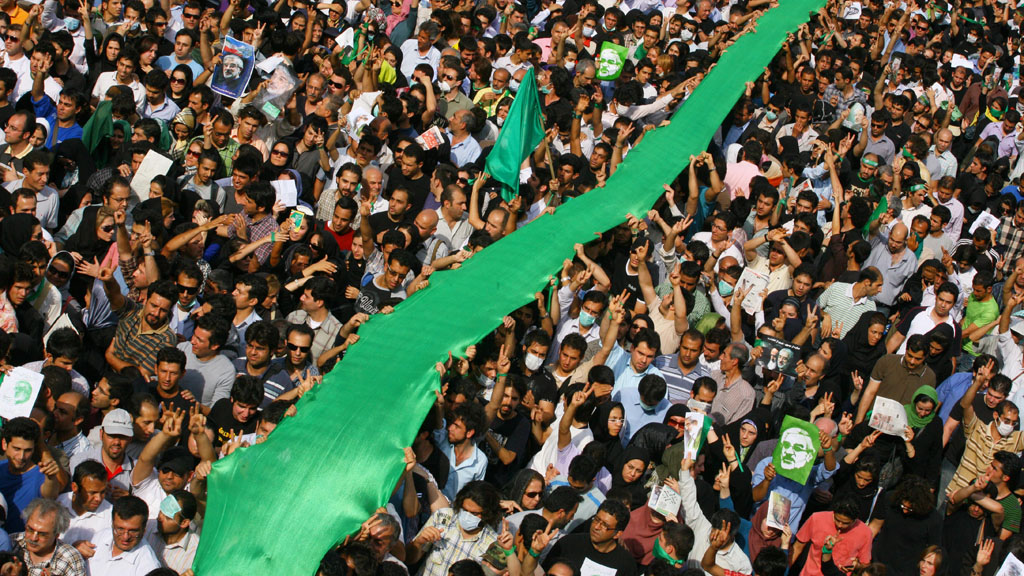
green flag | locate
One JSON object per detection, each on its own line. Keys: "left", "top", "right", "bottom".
{"left": 484, "top": 66, "right": 545, "bottom": 203}
{"left": 596, "top": 41, "right": 629, "bottom": 80}
{"left": 773, "top": 415, "right": 821, "bottom": 484}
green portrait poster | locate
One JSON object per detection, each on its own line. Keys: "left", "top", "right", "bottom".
{"left": 772, "top": 415, "right": 820, "bottom": 484}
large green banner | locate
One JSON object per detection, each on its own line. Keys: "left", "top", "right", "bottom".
{"left": 192, "top": 1, "right": 827, "bottom": 573}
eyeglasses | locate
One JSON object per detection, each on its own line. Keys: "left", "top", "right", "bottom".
{"left": 385, "top": 267, "right": 404, "bottom": 277}
{"left": 178, "top": 283, "right": 199, "bottom": 294}
{"left": 287, "top": 342, "right": 311, "bottom": 352}
{"left": 170, "top": 76, "right": 186, "bottom": 84}
{"left": 100, "top": 225, "right": 115, "bottom": 233}
{"left": 608, "top": 417, "right": 624, "bottom": 424}
{"left": 113, "top": 527, "right": 142, "bottom": 537}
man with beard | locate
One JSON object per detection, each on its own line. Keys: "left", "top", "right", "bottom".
{"left": 481, "top": 346, "right": 529, "bottom": 485}
{"left": 70, "top": 409, "right": 135, "bottom": 497}
{"left": 105, "top": 280, "right": 178, "bottom": 379}
{"left": 233, "top": 321, "right": 280, "bottom": 408}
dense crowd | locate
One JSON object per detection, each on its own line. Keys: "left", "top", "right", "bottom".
{"left": 0, "top": 0, "right": 1020, "bottom": 572}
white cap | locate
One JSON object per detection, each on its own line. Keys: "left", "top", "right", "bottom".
{"left": 101, "top": 408, "right": 134, "bottom": 437}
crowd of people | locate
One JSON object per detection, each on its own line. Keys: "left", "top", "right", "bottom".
{"left": 0, "top": 0, "right": 1020, "bottom": 571}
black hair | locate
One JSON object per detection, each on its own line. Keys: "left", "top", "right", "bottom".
{"left": 230, "top": 375, "right": 265, "bottom": 406}
{"left": 112, "top": 495, "right": 149, "bottom": 522}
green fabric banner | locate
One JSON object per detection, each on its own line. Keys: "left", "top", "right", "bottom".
{"left": 773, "top": 415, "right": 822, "bottom": 484}
{"left": 483, "top": 66, "right": 546, "bottom": 202}
{"left": 192, "top": 1, "right": 826, "bottom": 573}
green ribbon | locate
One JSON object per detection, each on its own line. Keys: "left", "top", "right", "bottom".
{"left": 190, "top": 0, "right": 827, "bottom": 573}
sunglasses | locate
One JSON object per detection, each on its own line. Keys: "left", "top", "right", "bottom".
{"left": 187, "top": 149, "right": 201, "bottom": 157}
{"left": 329, "top": 80, "right": 345, "bottom": 88}
{"left": 395, "top": 146, "right": 408, "bottom": 154}
{"left": 170, "top": 76, "right": 186, "bottom": 84}
{"left": 524, "top": 491, "right": 542, "bottom": 498}
{"left": 5, "top": 34, "right": 18, "bottom": 42}
{"left": 178, "top": 284, "right": 199, "bottom": 294}
{"left": 100, "top": 225, "right": 115, "bottom": 233}
{"left": 272, "top": 149, "right": 288, "bottom": 156}
{"left": 153, "top": 20, "right": 167, "bottom": 26}
{"left": 287, "top": 342, "right": 311, "bottom": 352}
{"left": 183, "top": 12, "right": 200, "bottom": 18}
{"left": 47, "top": 266, "right": 70, "bottom": 280}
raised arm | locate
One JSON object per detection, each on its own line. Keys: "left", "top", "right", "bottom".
{"left": 132, "top": 407, "right": 185, "bottom": 486}
{"left": 468, "top": 173, "right": 488, "bottom": 230}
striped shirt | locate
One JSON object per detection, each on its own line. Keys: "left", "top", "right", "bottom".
{"left": 654, "top": 354, "right": 710, "bottom": 404}
{"left": 950, "top": 407, "right": 1024, "bottom": 492}
{"left": 110, "top": 301, "right": 178, "bottom": 377}
{"left": 816, "top": 282, "right": 876, "bottom": 339}
{"left": 414, "top": 508, "right": 497, "bottom": 576}
{"left": 147, "top": 528, "right": 200, "bottom": 573}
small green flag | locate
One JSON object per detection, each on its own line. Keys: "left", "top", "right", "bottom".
{"left": 772, "top": 415, "right": 821, "bottom": 484}
{"left": 484, "top": 67, "right": 546, "bottom": 203}
{"left": 596, "top": 42, "right": 629, "bottom": 80}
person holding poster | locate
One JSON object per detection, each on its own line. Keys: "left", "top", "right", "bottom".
{"left": 210, "top": 37, "right": 255, "bottom": 100}
{"left": 751, "top": 416, "right": 837, "bottom": 532}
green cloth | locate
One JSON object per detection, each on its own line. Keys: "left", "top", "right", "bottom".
{"left": 773, "top": 415, "right": 821, "bottom": 484}
{"left": 865, "top": 195, "right": 888, "bottom": 236}
{"left": 484, "top": 67, "right": 545, "bottom": 202}
{"left": 596, "top": 41, "right": 629, "bottom": 80}
{"left": 962, "top": 295, "right": 999, "bottom": 355}
{"left": 191, "top": 1, "right": 826, "bottom": 573}
{"left": 904, "top": 384, "right": 938, "bottom": 429}
{"left": 80, "top": 100, "right": 115, "bottom": 168}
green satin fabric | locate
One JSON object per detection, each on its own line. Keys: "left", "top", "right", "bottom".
{"left": 192, "top": 0, "right": 825, "bottom": 572}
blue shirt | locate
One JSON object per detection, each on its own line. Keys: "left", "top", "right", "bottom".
{"left": 447, "top": 132, "right": 482, "bottom": 167}
{"left": 606, "top": 345, "right": 664, "bottom": 395}
{"left": 935, "top": 372, "right": 973, "bottom": 422}
{"left": 30, "top": 94, "right": 84, "bottom": 148}
{"left": 613, "top": 387, "right": 670, "bottom": 445}
{"left": 432, "top": 428, "right": 487, "bottom": 502}
{"left": 0, "top": 463, "right": 46, "bottom": 533}
{"left": 157, "top": 56, "right": 203, "bottom": 78}
{"left": 751, "top": 455, "right": 836, "bottom": 533}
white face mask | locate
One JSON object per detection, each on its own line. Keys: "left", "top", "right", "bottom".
{"left": 524, "top": 352, "right": 544, "bottom": 371}
{"left": 437, "top": 80, "right": 452, "bottom": 93}
{"left": 509, "top": 78, "right": 520, "bottom": 92}
{"left": 565, "top": 61, "right": 576, "bottom": 72}
{"left": 496, "top": 116, "right": 505, "bottom": 126}
{"left": 680, "top": 29, "right": 694, "bottom": 42}
{"left": 583, "top": 26, "right": 597, "bottom": 38}
{"left": 478, "top": 373, "right": 495, "bottom": 389}
{"left": 997, "top": 417, "right": 1015, "bottom": 437}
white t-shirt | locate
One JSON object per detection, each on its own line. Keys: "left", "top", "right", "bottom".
{"left": 91, "top": 71, "right": 145, "bottom": 109}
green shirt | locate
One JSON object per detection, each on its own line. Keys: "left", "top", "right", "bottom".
{"left": 962, "top": 295, "right": 999, "bottom": 355}
{"left": 998, "top": 492, "right": 1022, "bottom": 534}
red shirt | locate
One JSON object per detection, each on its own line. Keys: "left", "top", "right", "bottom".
{"left": 328, "top": 226, "right": 354, "bottom": 252}
{"left": 795, "top": 511, "right": 873, "bottom": 576}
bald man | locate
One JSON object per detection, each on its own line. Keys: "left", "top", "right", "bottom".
{"left": 863, "top": 221, "right": 917, "bottom": 314}
{"left": 361, "top": 167, "right": 387, "bottom": 214}
{"left": 926, "top": 128, "right": 958, "bottom": 182}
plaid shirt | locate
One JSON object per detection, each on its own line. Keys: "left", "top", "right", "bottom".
{"left": 13, "top": 533, "right": 87, "bottom": 576}
{"left": 228, "top": 212, "right": 278, "bottom": 265}
{"left": 996, "top": 215, "right": 1024, "bottom": 274}
{"left": 415, "top": 508, "right": 497, "bottom": 576}
{"left": 821, "top": 84, "right": 868, "bottom": 120}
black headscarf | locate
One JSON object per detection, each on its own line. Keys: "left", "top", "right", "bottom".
{"left": 0, "top": 214, "right": 39, "bottom": 256}
{"left": 925, "top": 323, "right": 957, "bottom": 385}
{"left": 590, "top": 401, "right": 625, "bottom": 469}
{"left": 842, "top": 311, "right": 887, "bottom": 376}
{"left": 63, "top": 206, "right": 114, "bottom": 263}
{"left": 610, "top": 446, "right": 651, "bottom": 510}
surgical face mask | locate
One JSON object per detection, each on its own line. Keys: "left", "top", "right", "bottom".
{"left": 640, "top": 400, "right": 658, "bottom": 412}
{"left": 525, "top": 352, "right": 544, "bottom": 371}
{"left": 765, "top": 110, "right": 778, "bottom": 122}
{"left": 997, "top": 417, "right": 1015, "bottom": 437}
{"left": 478, "top": 373, "right": 495, "bottom": 389}
{"left": 967, "top": 34, "right": 978, "bottom": 43}
{"left": 509, "top": 78, "right": 520, "bottom": 92}
{"left": 496, "top": 116, "right": 505, "bottom": 126}
{"left": 718, "top": 280, "right": 734, "bottom": 297}
{"left": 438, "top": 80, "right": 452, "bottom": 93}
{"left": 680, "top": 29, "right": 694, "bottom": 42}
{"left": 565, "top": 61, "right": 575, "bottom": 72}
{"left": 579, "top": 310, "right": 597, "bottom": 327}
{"left": 582, "top": 26, "right": 596, "bottom": 38}
{"left": 65, "top": 17, "right": 81, "bottom": 31}
{"left": 372, "top": 104, "right": 380, "bottom": 116}
{"left": 457, "top": 510, "right": 482, "bottom": 532}
{"left": 540, "top": 84, "right": 551, "bottom": 94}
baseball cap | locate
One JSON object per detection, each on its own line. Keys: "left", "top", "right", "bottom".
{"left": 1010, "top": 317, "right": 1024, "bottom": 338}
{"left": 102, "top": 409, "right": 134, "bottom": 437}
{"left": 157, "top": 447, "right": 197, "bottom": 476}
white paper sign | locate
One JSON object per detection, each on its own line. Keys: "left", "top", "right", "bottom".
{"left": 842, "top": 2, "right": 862, "bottom": 19}
{"left": 647, "top": 484, "right": 682, "bottom": 518}
{"left": 580, "top": 558, "right": 618, "bottom": 576}
{"left": 271, "top": 180, "right": 298, "bottom": 207}
{"left": 868, "top": 396, "right": 909, "bottom": 438}
{"left": 969, "top": 210, "right": 1001, "bottom": 234}
{"left": 737, "top": 267, "right": 770, "bottom": 315}
{"left": 256, "top": 54, "right": 285, "bottom": 75}
{"left": 0, "top": 367, "right": 44, "bottom": 419}
{"left": 767, "top": 492, "right": 792, "bottom": 530}
{"left": 130, "top": 150, "right": 173, "bottom": 201}
{"left": 995, "top": 552, "right": 1024, "bottom": 576}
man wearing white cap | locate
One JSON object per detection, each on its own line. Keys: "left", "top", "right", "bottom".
{"left": 69, "top": 409, "right": 135, "bottom": 497}
{"left": 997, "top": 292, "right": 1024, "bottom": 405}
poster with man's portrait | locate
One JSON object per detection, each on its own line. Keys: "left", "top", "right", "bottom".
{"left": 758, "top": 336, "right": 801, "bottom": 377}
{"left": 211, "top": 36, "right": 256, "bottom": 100}
{"left": 772, "top": 416, "right": 821, "bottom": 484}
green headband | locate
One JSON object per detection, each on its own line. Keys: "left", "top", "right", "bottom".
{"left": 908, "top": 183, "right": 927, "bottom": 192}
{"left": 862, "top": 158, "right": 879, "bottom": 167}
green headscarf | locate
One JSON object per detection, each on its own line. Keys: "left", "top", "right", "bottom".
{"left": 904, "top": 385, "right": 939, "bottom": 429}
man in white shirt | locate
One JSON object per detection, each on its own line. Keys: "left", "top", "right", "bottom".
{"left": 399, "top": 22, "right": 441, "bottom": 82}
{"left": 90, "top": 51, "right": 145, "bottom": 110}
{"left": 58, "top": 460, "right": 113, "bottom": 556}
{"left": 87, "top": 496, "right": 161, "bottom": 576}
{"left": 146, "top": 492, "right": 201, "bottom": 574}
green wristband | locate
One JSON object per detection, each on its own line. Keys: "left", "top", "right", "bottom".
{"left": 528, "top": 548, "right": 541, "bottom": 558}
{"left": 503, "top": 546, "right": 516, "bottom": 557}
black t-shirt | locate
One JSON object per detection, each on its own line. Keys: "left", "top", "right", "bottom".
{"left": 422, "top": 440, "right": 451, "bottom": 491}
{"left": 150, "top": 386, "right": 197, "bottom": 443}
{"left": 544, "top": 533, "right": 638, "bottom": 576}
{"left": 610, "top": 254, "right": 658, "bottom": 311}
{"left": 386, "top": 170, "right": 431, "bottom": 214}
{"left": 483, "top": 412, "right": 531, "bottom": 486}
{"left": 356, "top": 279, "right": 402, "bottom": 315}
{"left": 206, "top": 398, "right": 258, "bottom": 446}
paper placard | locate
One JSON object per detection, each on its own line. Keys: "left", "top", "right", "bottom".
{"left": 767, "top": 492, "right": 792, "bottom": 530}
{"left": 736, "top": 267, "right": 770, "bottom": 315}
{"left": 130, "top": 150, "right": 173, "bottom": 201}
{"left": 211, "top": 36, "right": 256, "bottom": 100}
{"left": 647, "top": 484, "right": 682, "bottom": 518}
{"left": 256, "top": 54, "right": 285, "bottom": 75}
{"left": 271, "top": 180, "right": 298, "bottom": 207}
{"left": 682, "top": 412, "right": 709, "bottom": 460}
{"left": 757, "top": 336, "right": 801, "bottom": 377}
{"left": 415, "top": 126, "right": 445, "bottom": 151}
{"left": 842, "top": 2, "right": 862, "bottom": 19}
{"left": 43, "top": 313, "right": 78, "bottom": 344}
{"left": 868, "top": 396, "right": 909, "bottom": 438}
{"left": 969, "top": 210, "right": 1001, "bottom": 235}
{"left": 0, "top": 367, "right": 45, "bottom": 419}
{"left": 995, "top": 552, "right": 1024, "bottom": 576}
